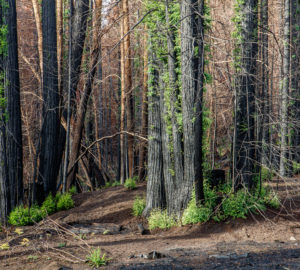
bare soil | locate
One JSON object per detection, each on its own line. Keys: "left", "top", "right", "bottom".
{"left": 1, "top": 179, "right": 300, "bottom": 270}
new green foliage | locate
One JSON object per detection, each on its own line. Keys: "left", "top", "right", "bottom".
{"left": 124, "top": 177, "right": 137, "bottom": 190}
{"left": 8, "top": 192, "right": 74, "bottom": 226}
{"left": 56, "top": 192, "right": 74, "bottom": 211}
{"left": 132, "top": 196, "right": 146, "bottom": 216}
{"left": 86, "top": 248, "right": 110, "bottom": 268}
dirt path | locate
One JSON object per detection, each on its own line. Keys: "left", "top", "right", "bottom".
{"left": 1, "top": 181, "right": 300, "bottom": 269}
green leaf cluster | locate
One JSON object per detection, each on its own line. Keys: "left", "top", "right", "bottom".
{"left": 8, "top": 192, "right": 75, "bottom": 226}
{"left": 132, "top": 196, "right": 146, "bottom": 217}
{"left": 124, "top": 177, "right": 137, "bottom": 190}
{"left": 86, "top": 248, "right": 110, "bottom": 268}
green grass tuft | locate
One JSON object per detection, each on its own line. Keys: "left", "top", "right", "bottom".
{"left": 86, "top": 248, "right": 110, "bottom": 268}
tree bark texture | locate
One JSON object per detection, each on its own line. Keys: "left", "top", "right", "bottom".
{"left": 138, "top": 29, "right": 148, "bottom": 182}
{"left": 5, "top": 0, "right": 23, "bottom": 207}
{"left": 70, "top": 0, "right": 89, "bottom": 112}
{"left": 291, "top": 0, "right": 300, "bottom": 163}
{"left": 180, "top": 0, "right": 205, "bottom": 210}
{"left": 143, "top": 52, "right": 165, "bottom": 216}
{"left": 122, "top": 0, "right": 134, "bottom": 178}
{"left": 38, "top": 0, "right": 60, "bottom": 201}
{"left": 279, "top": 0, "right": 290, "bottom": 177}
{"left": 233, "top": 0, "right": 258, "bottom": 189}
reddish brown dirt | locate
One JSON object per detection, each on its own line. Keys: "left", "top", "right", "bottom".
{"left": 0, "top": 180, "right": 300, "bottom": 270}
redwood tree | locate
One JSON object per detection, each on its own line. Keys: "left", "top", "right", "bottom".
{"left": 38, "top": 0, "right": 60, "bottom": 201}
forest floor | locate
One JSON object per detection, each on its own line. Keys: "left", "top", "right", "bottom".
{"left": 0, "top": 177, "right": 300, "bottom": 270}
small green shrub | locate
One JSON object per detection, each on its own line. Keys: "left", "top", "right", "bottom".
{"left": 8, "top": 206, "right": 31, "bottom": 226}
{"left": 264, "top": 190, "right": 280, "bottom": 209}
{"left": 8, "top": 205, "right": 44, "bottom": 226}
{"left": 112, "top": 181, "right": 120, "bottom": 187}
{"left": 261, "top": 166, "right": 273, "bottom": 181}
{"left": 182, "top": 203, "right": 211, "bottom": 225}
{"left": 105, "top": 182, "right": 112, "bottom": 188}
{"left": 56, "top": 192, "right": 74, "bottom": 211}
{"left": 86, "top": 248, "right": 110, "bottom": 268}
{"left": 132, "top": 196, "right": 146, "bottom": 216}
{"left": 69, "top": 185, "right": 77, "bottom": 195}
{"left": 222, "top": 189, "right": 249, "bottom": 219}
{"left": 124, "top": 178, "right": 136, "bottom": 190}
{"left": 148, "top": 209, "right": 177, "bottom": 230}
{"left": 41, "top": 194, "right": 56, "bottom": 215}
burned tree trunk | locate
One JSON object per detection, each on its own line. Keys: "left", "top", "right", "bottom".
{"left": 38, "top": 0, "right": 60, "bottom": 201}
{"left": 5, "top": 0, "right": 23, "bottom": 207}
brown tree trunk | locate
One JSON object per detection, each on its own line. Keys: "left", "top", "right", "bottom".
{"left": 120, "top": 6, "right": 126, "bottom": 184}
{"left": 123, "top": 0, "right": 134, "bottom": 178}
{"left": 138, "top": 29, "right": 148, "bottom": 182}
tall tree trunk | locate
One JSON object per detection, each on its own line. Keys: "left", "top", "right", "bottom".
{"left": 120, "top": 8, "right": 126, "bottom": 184}
{"left": 123, "top": 0, "right": 134, "bottom": 178}
{"left": 259, "top": 0, "right": 269, "bottom": 167}
{"left": 38, "top": 0, "right": 60, "bottom": 202}
{"left": 279, "top": 0, "right": 290, "bottom": 177}
{"left": 70, "top": 0, "right": 89, "bottom": 112}
{"left": 5, "top": 0, "right": 23, "bottom": 207}
{"left": 56, "top": 0, "right": 63, "bottom": 101}
{"left": 143, "top": 53, "right": 165, "bottom": 216}
{"left": 233, "top": 0, "right": 258, "bottom": 189}
{"left": 193, "top": 0, "right": 205, "bottom": 203}
{"left": 63, "top": 0, "right": 73, "bottom": 192}
{"left": 0, "top": 4, "right": 9, "bottom": 222}
{"left": 138, "top": 28, "right": 148, "bottom": 182}
{"left": 291, "top": 0, "right": 300, "bottom": 164}
{"left": 180, "top": 0, "right": 205, "bottom": 210}
{"left": 163, "top": 0, "right": 185, "bottom": 214}
{"left": 0, "top": 105, "right": 9, "bottom": 224}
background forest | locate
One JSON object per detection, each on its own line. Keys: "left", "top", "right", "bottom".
{"left": 0, "top": 0, "right": 299, "bottom": 226}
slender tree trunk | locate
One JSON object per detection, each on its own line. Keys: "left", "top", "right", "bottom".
{"left": 279, "top": 0, "right": 290, "bottom": 177}
{"left": 56, "top": 0, "right": 63, "bottom": 101}
{"left": 259, "top": 0, "right": 269, "bottom": 167}
{"left": 5, "top": 0, "right": 23, "bottom": 207}
{"left": 0, "top": 108, "right": 9, "bottom": 224}
{"left": 123, "top": 0, "right": 134, "bottom": 178}
{"left": 0, "top": 4, "right": 9, "bottom": 222}
{"left": 193, "top": 0, "right": 205, "bottom": 203}
{"left": 120, "top": 10, "right": 126, "bottom": 184}
{"left": 138, "top": 28, "right": 148, "bottom": 181}
{"left": 38, "top": 0, "right": 60, "bottom": 202}
{"left": 291, "top": 0, "right": 300, "bottom": 164}
{"left": 70, "top": 0, "right": 89, "bottom": 112}
{"left": 63, "top": 0, "right": 73, "bottom": 192}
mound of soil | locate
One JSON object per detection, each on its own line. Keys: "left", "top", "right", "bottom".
{"left": 1, "top": 180, "right": 300, "bottom": 270}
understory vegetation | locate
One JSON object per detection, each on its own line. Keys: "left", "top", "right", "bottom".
{"left": 8, "top": 191, "right": 75, "bottom": 226}
{"left": 145, "top": 179, "right": 280, "bottom": 230}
